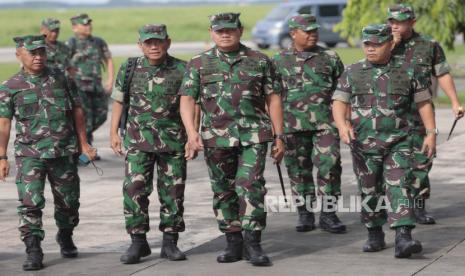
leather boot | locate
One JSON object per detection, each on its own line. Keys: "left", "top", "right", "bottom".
{"left": 362, "top": 226, "right": 386, "bottom": 252}
{"left": 395, "top": 226, "right": 422, "bottom": 258}
{"left": 56, "top": 228, "right": 78, "bottom": 258}
{"left": 120, "top": 234, "right": 151, "bottom": 264}
{"left": 243, "top": 230, "right": 272, "bottom": 266}
{"left": 414, "top": 200, "right": 435, "bottom": 224}
{"left": 319, "top": 211, "right": 346, "bottom": 234}
{"left": 217, "top": 231, "right": 243, "bottom": 263}
{"left": 296, "top": 206, "right": 315, "bottom": 232}
{"left": 160, "top": 232, "right": 186, "bottom": 261}
{"left": 23, "top": 235, "right": 44, "bottom": 271}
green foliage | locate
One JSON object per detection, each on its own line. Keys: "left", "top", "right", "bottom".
{"left": 0, "top": 4, "right": 274, "bottom": 47}
{"left": 335, "top": 0, "right": 465, "bottom": 50}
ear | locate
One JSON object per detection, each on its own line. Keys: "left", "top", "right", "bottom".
{"left": 389, "top": 40, "right": 396, "bottom": 51}
{"left": 137, "top": 40, "right": 143, "bottom": 51}
{"left": 166, "top": 38, "right": 171, "bottom": 50}
{"left": 411, "top": 18, "right": 417, "bottom": 28}
{"left": 290, "top": 30, "right": 296, "bottom": 40}
{"left": 239, "top": 27, "right": 244, "bottom": 37}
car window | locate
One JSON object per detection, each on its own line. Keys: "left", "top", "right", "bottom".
{"left": 266, "top": 6, "right": 294, "bottom": 20}
{"left": 319, "top": 5, "right": 340, "bottom": 17}
{"left": 298, "top": 5, "right": 314, "bottom": 15}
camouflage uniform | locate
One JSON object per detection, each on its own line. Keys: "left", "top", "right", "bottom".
{"left": 41, "top": 18, "right": 71, "bottom": 72}
{"left": 68, "top": 13, "right": 111, "bottom": 143}
{"left": 388, "top": 4, "right": 451, "bottom": 201}
{"left": 332, "top": 25, "right": 432, "bottom": 229}
{"left": 272, "top": 15, "right": 344, "bottom": 200}
{"left": 111, "top": 25, "right": 187, "bottom": 234}
{"left": 0, "top": 35, "right": 81, "bottom": 240}
{"left": 180, "top": 14, "right": 280, "bottom": 232}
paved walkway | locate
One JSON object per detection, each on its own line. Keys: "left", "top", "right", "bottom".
{"left": 0, "top": 108, "right": 464, "bottom": 275}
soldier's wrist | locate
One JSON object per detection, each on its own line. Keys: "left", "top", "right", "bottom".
{"left": 0, "top": 155, "right": 8, "bottom": 160}
{"left": 425, "top": 128, "right": 438, "bottom": 136}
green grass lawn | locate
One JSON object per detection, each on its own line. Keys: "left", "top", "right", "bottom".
{"left": 0, "top": 5, "right": 274, "bottom": 47}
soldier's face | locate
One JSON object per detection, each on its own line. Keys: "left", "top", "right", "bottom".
{"left": 210, "top": 27, "right": 243, "bottom": 52}
{"left": 138, "top": 38, "right": 171, "bottom": 64}
{"left": 291, "top": 29, "right": 319, "bottom": 51}
{"left": 46, "top": 29, "right": 59, "bottom": 43}
{"left": 388, "top": 19, "right": 415, "bottom": 38}
{"left": 17, "top": 47, "right": 46, "bottom": 74}
{"left": 73, "top": 23, "right": 92, "bottom": 37}
{"left": 363, "top": 40, "right": 394, "bottom": 64}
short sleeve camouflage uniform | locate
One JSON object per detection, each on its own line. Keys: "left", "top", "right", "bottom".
{"left": 112, "top": 53, "right": 187, "bottom": 234}
{"left": 0, "top": 35, "right": 82, "bottom": 240}
{"left": 68, "top": 14, "right": 112, "bottom": 143}
{"left": 180, "top": 42, "right": 280, "bottom": 232}
{"left": 273, "top": 44, "right": 344, "bottom": 200}
{"left": 333, "top": 53, "right": 432, "bottom": 228}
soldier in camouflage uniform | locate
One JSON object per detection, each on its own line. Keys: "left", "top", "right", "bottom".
{"left": 0, "top": 35, "right": 96, "bottom": 271}
{"left": 68, "top": 13, "right": 114, "bottom": 155}
{"left": 332, "top": 24, "right": 436, "bottom": 258}
{"left": 387, "top": 3, "right": 464, "bottom": 224}
{"left": 180, "top": 12, "right": 284, "bottom": 267}
{"left": 110, "top": 24, "right": 188, "bottom": 264}
{"left": 272, "top": 14, "right": 346, "bottom": 234}
{"left": 40, "top": 18, "right": 70, "bottom": 73}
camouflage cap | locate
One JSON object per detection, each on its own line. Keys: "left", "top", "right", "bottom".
{"left": 387, "top": 3, "right": 415, "bottom": 21}
{"left": 138, "top": 24, "right": 168, "bottom": 41}
{"left": 209, "top": 12, "right": 241, "bottom": 31}
{"left": 362, "top": 24, "right": 393, "bottom": 44}
{"left": 42, "top": 18, "right": 60, "bottom": 30}
{"left": 13, "top": 35, "right": 46, "bottom": 50}
{"left": 288, "top": 14, "right": 320, "bottom": 31}
{"left": 70, "top": 13, "right": 92, "bottom": 25}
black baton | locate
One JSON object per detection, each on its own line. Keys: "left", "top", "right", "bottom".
{"left": 276, "top": 164, "right": 288, "bottom": 203}
{"left": 447, "top": 118, "right": 459, "bottom": 141}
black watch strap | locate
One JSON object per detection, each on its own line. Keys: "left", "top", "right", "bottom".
{"left": 0, "top": 155, "right": 8, "bottom": 160}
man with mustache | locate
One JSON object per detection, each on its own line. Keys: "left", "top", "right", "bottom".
{"left": 272, "top": 14, "right": 346, "bottom": 234}
{"left": 0, "top": 34, "right": 96, "bottom": 270}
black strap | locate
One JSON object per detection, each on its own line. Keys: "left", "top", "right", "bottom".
{"left": 119, "top": 57, "right": 138, "bottom": 136}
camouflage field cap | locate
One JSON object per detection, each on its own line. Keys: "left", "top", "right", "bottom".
{"left": 138, "top": 24, "right": 168, "bottom": 41}
{"left": 387, "top": 3, "right": 415, "bottom": 21}
{"left": 362, "top": 24, "right": 393, "bottom": 44}
{"left": 70, "top": 13, "right": 92, "bottom": 25}
{"left": 209, "top": 12, "right": 241, "bottom": 31}
{"left": 42, "top": 18, "right": 60, "bottom": 30}
{"left": 288, "top": 14, "right": 320, "bottom": 31}
{"left": 13, "top": 35, "right": 47, "bottom": 50}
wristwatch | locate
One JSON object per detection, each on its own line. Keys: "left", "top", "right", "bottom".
{"left": 0, "top": 155, "right": 7, "bottom": 160}
{"left": 274, "top": 133, "right": 286, "bottom": 142}
{"left": 425, "top": 128, "right": 439, "bottom": 136}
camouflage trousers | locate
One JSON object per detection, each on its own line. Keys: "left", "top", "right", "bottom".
{"left": 123, "top": 149, "right": 186, "bottom": 234}
{"left": 78, "top": 90, "right": 108, "bottom": 144}
{"left": 411, "top": 131, "right": 432, "bottom": 200}
{"left": 284, "top": 129, "right": 342, "bottom": 200}
{"left": 15, "top": 155, "right": 80, "bottom": 240}
{"left": 204, "top": 143, "right": 268, "bottom": 233}
{"left": 350, "top": 139, "right": 416, "bottom": 229}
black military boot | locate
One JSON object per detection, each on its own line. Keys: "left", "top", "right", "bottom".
{"left": 56, "top": 228, "right": 78, "bottom": 258}
{"left": 363, "top": 226, "right": 386, "bottom": 252}
{"left": 414, "top": 200, "right": 436, "bottom": 224}
{"left": 319, "top": 211, "right": 346, "bottom": 234}
{"left": 395, "top": 226, "right": 423, "bottom": 258}
{"left": 160, "top": 232, "right": 186, "bottom": 261}
{"left": 217, "top": 231, "right": 243, "bottom": 263}
{"left": 296, "top": 206, "right": 315, "bottom": 232}
{"left": 120, "top": 234, "right": 151, "bottom": 264}
{"left": 243, "top": 230, "right": 272, "bottom": 266}
{"left": 23, "top": 235, "right": 44, "bottom": 271}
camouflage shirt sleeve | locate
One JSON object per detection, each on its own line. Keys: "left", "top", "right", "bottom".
{"left": 262, "top": 56, "right": 282, "bottom": 96}
{"left": 431, "top": 41, "right": 450, "bottom": 77}
{"left": 98, "top": 38, "right": 112, "bottom": 60}
{"left": 111, "top": 59, "right": 129, "bottom": 102}
{"left": 331, "top": 52, "right": 345, "bottom": 91}
{"left": 179, "top": 59, "right": 201, "bottom": 100}
{"left": 332, "top": 68, "right": 352, "bottom": 103}
{"left": 67, "top": 78, "right": 82, "bottom": 107}
{"left": 0, "top": 85, "right": 13, "bottom": 119}
{"left": 413, "top": 65, "right": 432, "bottom": 103}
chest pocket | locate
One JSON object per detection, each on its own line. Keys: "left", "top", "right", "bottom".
{"left": 350, "top": 70, "right": 375, "bottom": 108}
{"left": 388, "top": 67, "right": 411, "bottom": 109}
{"left": 164, "top": 71, "right": 183, "bottom": 95}
{"left": 130, "top": 70, "right": 149, "bottom": 108}
{"left": 200, "top": 71, "right": 224, "bottom": 99}
{"left": 17, "top": 91, "right": 39, "bottom": 120}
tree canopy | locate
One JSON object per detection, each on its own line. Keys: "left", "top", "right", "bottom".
{"left": 335, "top": 0, "right": 465, "bottom": 50}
